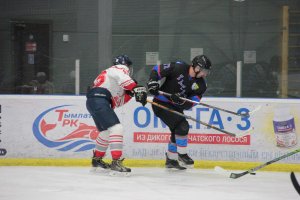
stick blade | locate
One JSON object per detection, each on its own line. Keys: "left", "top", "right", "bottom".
{"left": 214, "top": 166, "right": 254, "bottom": 179}
{"left": 230, "top": 171, "right": 249, "bottom": 179}
{"left": 230, "top": 173, "right": 239, "bottom": 179}
{"left": 214, "top": 166, "right": 231, "bottom": 178}
{"left": 248, "top": 105, "right": 262, "bottom": 115}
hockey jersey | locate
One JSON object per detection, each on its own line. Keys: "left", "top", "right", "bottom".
{"left": 149, "top": 61, "right": 207, "bottom": 109}
{"left": 93, "top": 64, "right": 137, "bottom": 108}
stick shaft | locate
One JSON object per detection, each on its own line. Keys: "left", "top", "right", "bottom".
{"left": 230, "top": 148, "right": 300, "bottom": 179}
{"left": 291, "top": 172, "right": 300, "bottom": 195}
{"left": 147, "top": 99, "right": 236, "bottom": 136}
{"left": 158, "top": 91, "right": 248, "bottom": 117}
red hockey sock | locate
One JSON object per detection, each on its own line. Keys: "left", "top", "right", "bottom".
{"left": 94, "top": 150, "right": 105, "bottom": 158}
{"left": 111, "top": 150, "right": 122, "bottom": 160}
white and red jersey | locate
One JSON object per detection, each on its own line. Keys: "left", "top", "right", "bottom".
{"left": 93, "top": 64, "right": 137, "bottom": 108}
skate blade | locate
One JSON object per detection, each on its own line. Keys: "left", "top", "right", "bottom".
{"left": 90, "top": 167, "right": 110, "bottom": 174}
{"left": 109, "top": 171, "right": 131, "bottom": 177}
{"left": 166, "top": 165, "right": 186, "bottom": 172}
{"left": 178, "top": 161, "right": 194, "bottom": 169}
{"left": 165, "top": 168, "right": 187, "bottom": 173}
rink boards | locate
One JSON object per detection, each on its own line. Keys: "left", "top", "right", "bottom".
{"left": 0, "top": 95, "right": 299, "bottom": 171}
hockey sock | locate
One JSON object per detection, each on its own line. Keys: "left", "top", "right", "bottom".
{"left": 94, "top": 150, "right": 105, "bottom": 157}
{"left": 108, "top": 124, "right": 123, "bottom": 160}
{"left": 175, "top": 135, "right": 188, "bottom": 154}
{"left": 94, "top": 130, "right": 109, "bottom": 157}
{"left": 167, "top": 142, "right": 177, "bottom": 160}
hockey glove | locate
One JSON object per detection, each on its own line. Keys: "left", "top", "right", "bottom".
{"left": 181, "top": 101, "right": 194, "bottom": 110}
{"left": 147, "top": 80, "right": 159, "bottom": 95}
{"left": 125, "top": 90, "right": 134, "bottom": 97}
{"left": 133, "top": 86, "right": 148, "bottom": 106}
{"left": 170, "top": 93, "right": 186, "bottom": 105}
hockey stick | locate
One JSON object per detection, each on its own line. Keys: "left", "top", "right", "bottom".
{"left": 158, "top": 91, "right": 255, "bottom": 117}
{"left": 214, "top": 166, "right": 256, "bottom": 177}
{"left": 147, "top": 99, "right": 250, "bottom": 137}
{"left": 228, "top": 148, "right": 300, "bottom": 179}
{"left": 291, "top": 172, "right": 300, "bottom": 195}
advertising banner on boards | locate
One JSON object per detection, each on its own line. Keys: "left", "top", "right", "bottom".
{"left": 0, "top": 95, "right": 299, "bottom": 163}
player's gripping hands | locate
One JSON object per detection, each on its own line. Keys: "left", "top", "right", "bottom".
{"left": 147, "top": 80, "right": 160, "bottom": 95}
{"left": 133, "top": 86, "right": 148, "bottom": 106}
{"left": 170, "top": 93, "right": 186, "bottom": 105}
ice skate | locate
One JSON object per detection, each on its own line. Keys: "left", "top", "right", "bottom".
{"left": 165, "top": 153, "right": 186, "bottom": 170}
{"left": 92, "top": 156, "right": 110, "bottom": 167}
{"left": 90, "top": 152, "right": 111, "bottom": 173}
{"left": 109, "top": 158, "right": 131, "bottom": 176}
{"left": 178, "top": 153, "right": 194, "bottom": 168}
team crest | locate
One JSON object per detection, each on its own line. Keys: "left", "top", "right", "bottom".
{"left": 191, "top": 83, "right": 199, "bottom": 90}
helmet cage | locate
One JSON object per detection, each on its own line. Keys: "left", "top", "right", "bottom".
{"left": 196, "top": 65, "right": 211, "bottom": 76}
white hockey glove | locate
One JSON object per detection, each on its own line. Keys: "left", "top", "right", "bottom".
{"left": 133, "top": 86, "right": 148, "bottom": 106}
{"left": 147, "top": 80, "right": 159, "bottom": 95}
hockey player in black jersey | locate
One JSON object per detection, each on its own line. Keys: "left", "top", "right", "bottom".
{"left": 147, "top": 55, "right": 212, "bottom": 170}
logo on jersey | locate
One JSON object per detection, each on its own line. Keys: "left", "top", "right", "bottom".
{"left": 191, "top": 83, "right": 199, "bottom": 90}
{"left": 163, "top": 64, "right": 170, "bottom": 70}
{"left": 32, "top": 105, "right": 99, "bottom": 152}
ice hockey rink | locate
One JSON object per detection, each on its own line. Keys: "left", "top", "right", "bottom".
{"left": 0, "top": 166, "right": 299, "bottom": 200}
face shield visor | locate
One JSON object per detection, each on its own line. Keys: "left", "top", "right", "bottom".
{"left": 194, "top": 65, "right": 211, "bottom": 78}
{"left": 199, "top": 66, "right": 211, "bottom": 76}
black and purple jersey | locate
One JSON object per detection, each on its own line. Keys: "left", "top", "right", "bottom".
{"left": 149, "top": 61, "right": 207, "bottom": 110}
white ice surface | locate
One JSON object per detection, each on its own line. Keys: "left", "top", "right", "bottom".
{"left": 0, "top": 166, "right": 298, "bottom": 200}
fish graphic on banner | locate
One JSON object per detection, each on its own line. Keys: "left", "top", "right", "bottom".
{"left": 32, "top": 105, "right": 99, "bottom": 152}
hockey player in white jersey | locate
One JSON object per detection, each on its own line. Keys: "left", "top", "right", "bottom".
{"left": 86, "top": 55, "right": 147, "bottom": 173}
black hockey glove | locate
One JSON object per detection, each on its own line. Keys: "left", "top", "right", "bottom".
{"left": 181, "top": 101, "right": 194, "bottom": 110}
{"left": 170, "top": 93, "right": 185, "bottom": 105}
{"left": 133, "top": 86, "right": 148, "bottom": 106}
{"left": 125, "top": 90, "right": 134, "bottom": 97}
{"left": 147, "top": 80, "right": 159, "bottom": 95}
